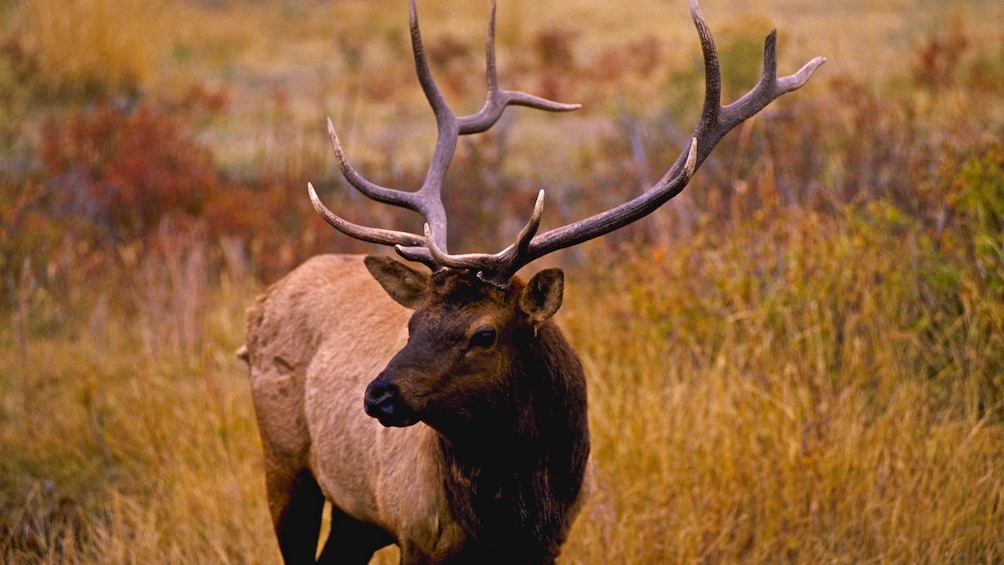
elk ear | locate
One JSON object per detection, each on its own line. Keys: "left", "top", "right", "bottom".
{"left": 364, "top": 255, "right": 429, "bottom": 309}
{"left": 519, "top": 268, "right": 564, "bottom": 327}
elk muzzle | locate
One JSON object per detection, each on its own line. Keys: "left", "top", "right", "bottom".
{"left": 364, "top": 373, "right": 418, "bottom": 427}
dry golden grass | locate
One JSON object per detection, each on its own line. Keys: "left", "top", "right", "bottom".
{"left": 560, "top": 205, "right": 1004, "bottom": 563}
{"left": 6, "top": 0, "right": 174, "bottom": 96}
{"left": 0, "top": 245, "right": 275, "bottom": 562}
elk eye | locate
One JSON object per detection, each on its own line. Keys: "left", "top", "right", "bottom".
{"left": 468, "top": 327, "right": 497, "bottom": 349}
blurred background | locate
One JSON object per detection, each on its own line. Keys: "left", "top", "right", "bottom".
{"left": 1, "top": 0, "right": 1002, "bottom": 562}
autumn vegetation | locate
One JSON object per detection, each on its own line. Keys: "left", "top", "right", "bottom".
{"left": 1, "top": 0, "right": 1002, "bottom": 563}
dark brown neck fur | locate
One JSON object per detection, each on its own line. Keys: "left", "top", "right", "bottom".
{"left": 436, "top": 321, "right": 590, "bottom": 564}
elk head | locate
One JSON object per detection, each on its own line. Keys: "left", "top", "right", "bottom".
{"left": 308, "top": 0, "right": 825, "bottom": 426}
{"left": 361, "top": 256, "right": 565, "bottom": 435}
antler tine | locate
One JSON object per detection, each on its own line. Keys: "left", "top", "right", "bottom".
{"left": 310, "top": 115, "right": 435, "bottom": 264}
{"left": 325, "top": 118, "right": 427, "bottom": 213}
{"left": 492, "top": 0, "right": 825, "bottom": 273}
{"left": 307, "top": 183, "right": 433, "bottom": 262}
{"left": 422, "top": 190, "right": 546, "bottom": 286}
{"left": 458, "top": 0, "right": 580, "bottom": 135}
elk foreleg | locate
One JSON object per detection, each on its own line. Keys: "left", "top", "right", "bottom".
{"left": 315, "top": 505, "right": 394, "bottom": 565}
{"left": 266, "top": 465, "right": 326, "bottom": 564}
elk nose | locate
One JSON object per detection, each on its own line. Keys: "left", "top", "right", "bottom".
{"left": 364, "top": 377, "right": 418, "bottom": 427}
{"left": 364, "top": 379, "right": 398, "bottom": 418}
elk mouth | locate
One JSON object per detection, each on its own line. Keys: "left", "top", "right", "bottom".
{"left": 373, "top": 411, "right": 418, "bottom": 428}
{"left": 364, "top": 379, "right": 419, "bottom": 427}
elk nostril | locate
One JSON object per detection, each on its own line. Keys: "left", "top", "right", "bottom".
{"left": 364, "top": 375, "right": 419, "bottom": 427}
{"left": 364, "top": 379, "right": 398, "bottom": 417}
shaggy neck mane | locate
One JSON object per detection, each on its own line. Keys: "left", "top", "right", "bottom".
{"left": 435, "top": 321, "right": 590, "bottom": 563}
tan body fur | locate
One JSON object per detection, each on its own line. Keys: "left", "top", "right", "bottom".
{"left": 245, "top": 255, "right": 465, "bottom": 559}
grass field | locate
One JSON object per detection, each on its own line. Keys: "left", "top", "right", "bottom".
{"left": 2, "top": 0, "right": 1003, "bottom": 563}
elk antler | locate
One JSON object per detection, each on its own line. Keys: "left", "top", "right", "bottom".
{"left": 309, "top": 0, "right": 579, "bottom": 271}
{"left": 310, "top": 0, "right": 825, "bottom": 286}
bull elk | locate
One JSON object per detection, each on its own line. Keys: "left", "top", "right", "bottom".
{"left": 240, "top": 0, "right": 824, "bottom": 563}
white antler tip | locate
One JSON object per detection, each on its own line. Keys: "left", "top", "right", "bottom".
{"left": 689, "top": 0, "right": 703, "bottom": 19}
{"left": 423, "top": 223, "right": 454, "bottom": 266}
{"left": 307, "top": 182, "right": 328, "bottom": 215}
{"left": 685, "top": 138, "right": 698, "bottom": 177}
{"left": 326, "top": 118, "right": 343, "bottom": 145}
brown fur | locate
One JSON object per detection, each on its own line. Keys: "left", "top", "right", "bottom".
{"left": 243, "top": 254, "right": 590, "bottom": 564}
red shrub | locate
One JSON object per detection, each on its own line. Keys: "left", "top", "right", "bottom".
{"left": 41, "top": 96, "right": 222, "bottom": 241}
